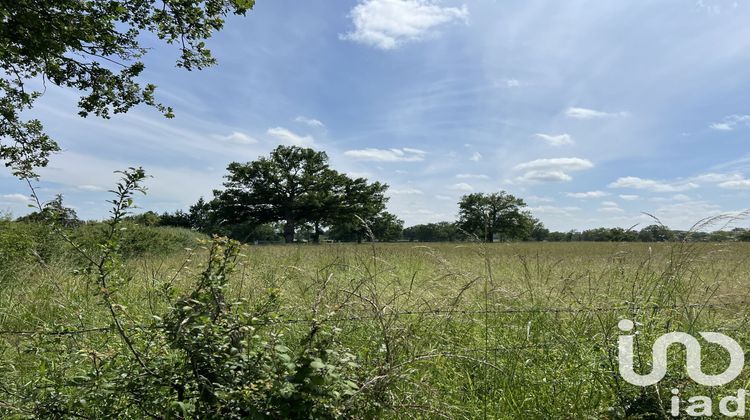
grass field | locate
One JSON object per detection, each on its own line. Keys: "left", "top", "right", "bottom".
{"left": 3, "top": 237, "right": 750, "bottom": 418}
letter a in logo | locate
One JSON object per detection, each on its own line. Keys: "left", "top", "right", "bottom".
{"left": 618, "top": 319, "right": 744, "bottom": 387}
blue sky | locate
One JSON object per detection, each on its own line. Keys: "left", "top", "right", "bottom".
{"left": 2, "top": 0, "right": 750, "bottom": 231}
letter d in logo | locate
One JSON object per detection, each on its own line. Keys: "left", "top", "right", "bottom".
{"left": 618, "top": 319, "right": 744, "bottom": 387}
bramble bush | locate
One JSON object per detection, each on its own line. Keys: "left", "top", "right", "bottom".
{"left": 9, "top": 168, "right": 367, "bottom": 419}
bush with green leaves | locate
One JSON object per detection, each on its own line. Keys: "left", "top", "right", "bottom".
{"left": 8, "top": 168, "right": 365, "bottom": 419}
{"left": 0, "top": 220, "right": 62, "bottom": 283}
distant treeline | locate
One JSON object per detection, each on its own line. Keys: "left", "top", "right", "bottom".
{"left": 11, "top": 146, "right": 750, "bottom": 244}
{"left": 402, "top": 222, "right": 750, "bottom": 242}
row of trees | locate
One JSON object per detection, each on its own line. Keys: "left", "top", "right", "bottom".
{"left": 152, "top": 145, "right": 750, "bottom": 244}
{"left": 17, "top": 146, "right": 749, "bottom": 244}
{"left": 153, "top": 146, "right": 537, "bottom": 243}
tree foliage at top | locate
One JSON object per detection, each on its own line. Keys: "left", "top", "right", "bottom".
{"left": 213, "top": 145, "right": 393, "bottom": 243}
{"left": 0, "top": 0, "right": 254, "bottom": 177}
{"left": 457, "top": 191, "right": 534, "bottom": 242}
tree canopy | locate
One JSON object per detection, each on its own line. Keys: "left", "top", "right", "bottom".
{"left": 212, "top": 145, "right": 392, "bottom": 243}
{"left": 0, "top": 0, "right": 254, "bottom": 177}
{"left": 457, "top": 192, "right": 534, "bottom": 242}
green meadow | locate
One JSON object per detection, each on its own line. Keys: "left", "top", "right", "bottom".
{"left": 3, "top": 226, "right": 750, "bottom": 418}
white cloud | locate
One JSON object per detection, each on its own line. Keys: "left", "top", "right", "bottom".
{"left": 449, "top": 182, "right": 474, "bottom": 191}
{"left": 514, "top": 158, "right": 594, "bottom": 182}
{"left": 390, "top": 187, "right": 424, "bottom": 195}
{"left": 343, "top": 147, "right": 426, "bottom": 162}
{"left": 529, "top": 205, "right": 580, "bottom": 215}
{"left": 598, "top": 206, "right": 624, "bottom": 213}
{"left": 608, "top": 176, "right": 699, "bottom": 192}
{"left": 213, "top": 131, "right": 259, "bottom": 145}
{"left": 619, "top": 194, "right": 639, "bottom": 201}
{"left": 514, "top": 157, "right": 594, "bottom": 172}
{"left": 566, "top": 190, "right": 609, "bottom": 198}
{"left": 267, "top": 127, "right": 314, "bottom": 146}
{"left": 435, "top": 194, "right": 452, "bottom": 200}
{"left": 469, "top": 151, "right": 482, "bottom": 162}
{"left": 402, "top": 147, "right": 428, "bottom": 154}
{"left": 0, "top": 193, "right": 30, "bottom": 203}
{"left": 341, "top": 0, "right": 469, "bottom": 50}
{"left": 565, "top": 107, "right": 628, "bottom": 119}
{"left": 709, "top": 114, "right": 750, "bottom": 131}
{"left": 719, "top": 178, "right": 750, "bottom": 189}
{"left": 692, "top": 172, "right": 744, "bottom": 183}
{"left": 526, "top": 195, "right": 555, "bottom": 203}
{"left": 534, "top": 133, "right": 574, "bottom": 146}
{"left": 649, "top": 200, "right": 724, "bottom": 227}
{"left": 517, "top": 170, "right": 572, "bottom": 182}
{"left": 77, "top": 185, "right": 105, "bottom": 192}
{"left": 456, "top": 173, "right": 489, "bottom": 179}
{"left": 601, "top": 201, "right": 619, "bottom": 207}
{"left": 672, "top": 194, "right": 691, "bottom": 201}
{"left": 294, "top": 116, "right": 325, "bottom": 128}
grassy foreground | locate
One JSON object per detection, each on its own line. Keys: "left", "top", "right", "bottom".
{"left": 2, "top": 235, "right": 750, "bottom": 418}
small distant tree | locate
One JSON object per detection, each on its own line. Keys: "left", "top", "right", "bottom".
{"left": 638, "top": 224, "right": 674, "bottom": 242}
{"left": 17, "top": 194, "right": 81, "bottom": 227}
{"left": 126, "top": 211, "right": 160, "bottom": 226}
{"left": 159, "top": 210, "right": 192, "bottom": 229}
{"left": 457, "top": 192, "right": 534, "bottom": 242}
{"left": 529, "top": 220, "right": 550, "bottom": 241}
{"left": 403, "top": 222, "right": 461, "bottom": 242}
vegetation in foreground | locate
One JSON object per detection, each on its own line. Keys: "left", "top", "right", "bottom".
{"left": 2, "top": 171, "right": 750, "bottom": 418}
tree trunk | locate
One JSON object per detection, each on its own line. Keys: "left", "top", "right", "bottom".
{"left": 284, "top": 219, "right": 295, "bottom": 243}
{"left": 312, "top": 221, "right": 321, "bottom": 243}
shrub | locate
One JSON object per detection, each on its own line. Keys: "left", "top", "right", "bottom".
{"left": 10, "top": 169, "right": 364, "bottom": 418}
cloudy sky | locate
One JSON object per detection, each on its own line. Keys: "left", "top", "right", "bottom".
{"left": 2, "top": 0, "right": 750, "bottom": 231}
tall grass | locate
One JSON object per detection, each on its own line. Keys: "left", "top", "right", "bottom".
{"left": 3, "top": 234, "right": 750, "bottom": 417}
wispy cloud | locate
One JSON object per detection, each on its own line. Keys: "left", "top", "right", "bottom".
{"left": 718, "top": 178, "right": 750, "bottom": 189}
{"left": 619, "top": 194, "right": 639, "bottom": 201}
{"left": 526, "top": 195, "right": 555, "bottom": 203}
{"left": 608, "top": 176, "right": 698, "bottom": 192}
{"left": 341, "top": 0, "right": 469, "bottom": 50}
{"left": 565, "top": 107, "right": 628, "bottom": 119}
{"left": 517, "top": 170, "right": 572, "bottom": 182}
{"left": 449, "top": 182, "right": 474, "bottom": 191}
{"left": 0, "top": 193, "right": 29, "bottom": 203}
{"left": 343, "top": 147, "right": 426, "bottom": 162}
{"left": 213, "top": 131, "right": 259, "bottom": 145}
{"left": 529, "top": 205, "right": 581, "bottom": 215}
{"left": 456, "top": 173, "right": 489, "bottom": 179}
{"left": 709, "top": 114, "right": 750, "bottom": 131}
{"left": 514, "top": 157, "right": 594, "bottom": 172}
{"left": 267, "top": 127, "right": 314, "bottom": 146}
{"left": 294, "top": 116, "right": 325, "bottom": 128}
{"left": 691, "top": 172, "right": 744, "bottom": 183}
{"left": 534, "top": 133, "right": 574, "bottom": 146}
{"left": 390, "top": 187, "right": 424, "bottom": 195}
{"left": 77, "top": 185, "right": 105, "bottom": 192}
{"left": 469, "top": 151, "right": 482, "bottom": 162}
{"left": 566, "top": 191, "right": 609, "bottom": 198}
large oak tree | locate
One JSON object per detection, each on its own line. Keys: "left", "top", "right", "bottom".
{"left": 457, "top": 191, "right": 534, "bottom": 242}
{"left": 214, "top": 145, "right": 390, "bottom": 243}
